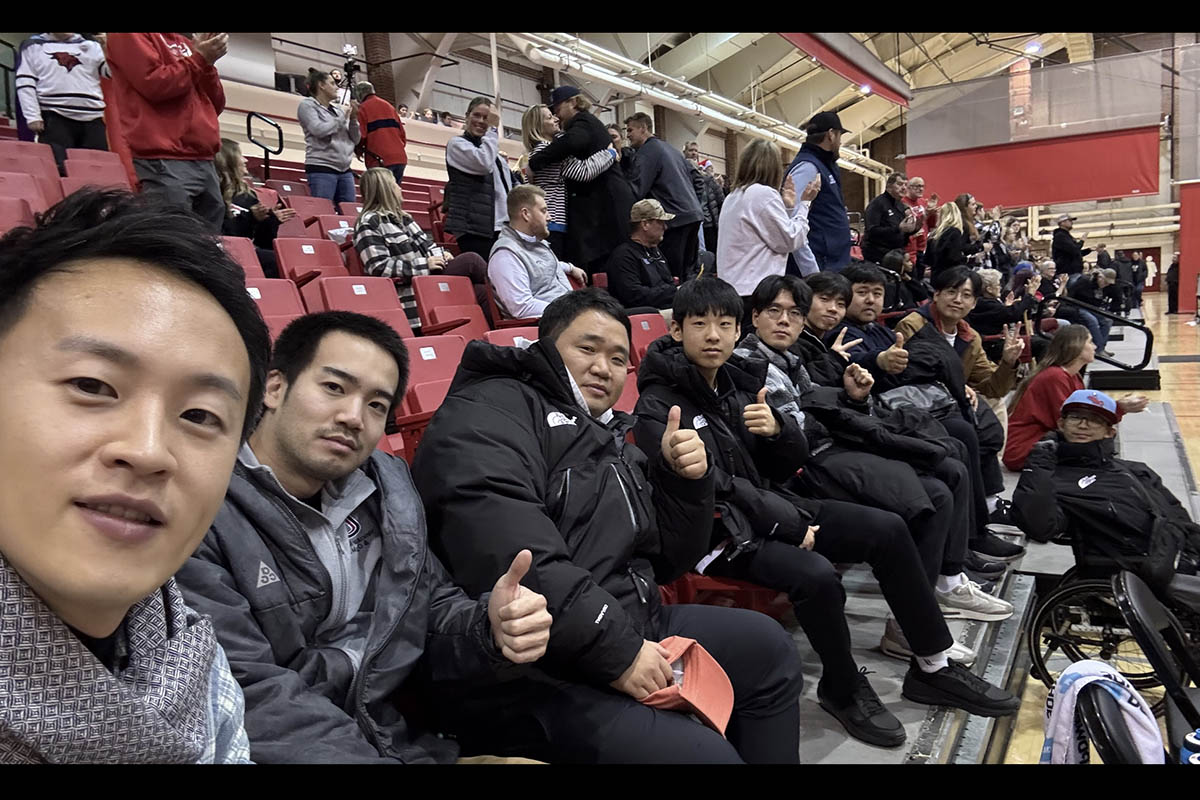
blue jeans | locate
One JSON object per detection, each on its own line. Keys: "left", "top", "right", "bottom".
{"left": 305, "top": 169, "right": 356, "bottom": 205}
{"left": 1077, "top": 308, "right": 1112, "bottom": 350}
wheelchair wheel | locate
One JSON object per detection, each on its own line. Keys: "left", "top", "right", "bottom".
{"left": 1027, "top": 578, "right": 1160, "bottom": 694}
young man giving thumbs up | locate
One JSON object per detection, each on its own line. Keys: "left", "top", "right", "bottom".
{"left": 413, "top": 288, "right": 805, "bottom": 764}
{"left": 633, "top": 278, "right": 1020, "bottom": 749}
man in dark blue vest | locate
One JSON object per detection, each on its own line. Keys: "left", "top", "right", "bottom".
{"left": 786, "top": 112, "right": 853, "bottom": 275}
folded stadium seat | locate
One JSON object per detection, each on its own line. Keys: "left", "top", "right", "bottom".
{"left": 375, "top": 432, "right": 406, "bottom": 458}
{"left": 613, "top": 377, "right": 639, "bottom": 414}
{"left": 408, "top": 378, "right": 453, "bottom": 413}
{"left": 218, "top": 236, "right": 265, "bottom": 279}
{"left": 64, "top": 148, "right": 123, "bottom": 164}
{"left": 273, "top": 238, "right": 349, "bottom": 309}
{"left": 0, "top": 140, "right": 55, "bottom": 164}
{"left": 309, "top": 214, "right": 356, "bottom": 242}
{"left": 428, "top": 304, "right": 489, "bottom": 342}
{"left": 483, "top": 326, "right": 539, "bottom": 346}
{"left": 0, "top": 171, "right": 49, "bottom": 214}
{"left": 485, "top": 280, "right": 540, "bottom": 330}
{"left": 0, "top": 153, "right": 63, "bottom": 205}
{"left": 628, "top": 313, "right": 668, "bottom": 367}
{"left": 313, "top": 276, "right": 415, "bottom": 339}
{"left": 395, "top": 334, "right": 468, "bottom": 458}
{"left": 284, "top": 194, "right": 335, "bottom": 221}
{"left": 274, "top": 216, "right": 311, "bottom": 239}
{"left": 244, "top": 278, "right": 305, "bottom": 342}
{"left": 411, "top": 274, "right": 478, "bottom": 329}
{"left": 265, "top": 179, "right": 310, "bottom": 198}
{"left": 338, "top": 202, "right": 364, "bottom": 217}
{"left": 252, "top": 186, "right": 280, "bottom": 209}
{"left": 63, "top": 159, "right": 132, "bottom": 189}
{"left": 0, "top": 196, "right": 34, "bottom": 234}
{"left": 592, "top": 272, "right": 609, "bottom": 289}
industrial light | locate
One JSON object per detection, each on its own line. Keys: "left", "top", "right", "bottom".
{"left": 1024, "top": 41, "right": 1042, "bottom": 54}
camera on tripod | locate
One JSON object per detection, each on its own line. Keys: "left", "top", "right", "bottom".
{"left": 339, "top": 44, "right": 360, "bottom": 88}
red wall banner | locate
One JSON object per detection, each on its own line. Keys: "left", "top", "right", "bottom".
{"left": 1177, "top": 183, "right": 1200, "bottom": 314}
{"left": 905, "top": 126, "right": 1160, "bottom": 209}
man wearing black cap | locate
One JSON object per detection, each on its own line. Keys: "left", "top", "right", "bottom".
{"left": 785, "top": 111, "right": 853, "bottom": 275}
{"left": 622, "top": 111, "right": 705, "bottom": 281}
{"left": 1051, "top": 213, "right": 1090, "bottom": 276}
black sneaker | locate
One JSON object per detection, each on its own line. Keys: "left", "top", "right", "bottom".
{"left": 987, "top": 498, "right": 1014, "bottom": 526}
{"left": 970, "top": 531, "right": 1026, "bottom": 563}
{"left": 902, "top": 660, "right": 1021, "bottom": 717}
{"left": 817, "top": 668, "right": 906, "bottom": 748}
{"left": 964, "top": 551, "right": 1006, "bottom": 576}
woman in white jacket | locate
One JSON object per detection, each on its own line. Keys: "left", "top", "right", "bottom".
{"left": 716, "top": 138, "right": 821, "bottom": 327}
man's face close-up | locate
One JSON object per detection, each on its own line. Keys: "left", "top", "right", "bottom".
{"left": 553, "top": 310, "right": 629, "bottom": 418}
{"left": 672, "top": 311, "right": 739, "bottom": 376}
{"left": 807, "top": 292, "right": 846, "bottom": 334}
{"left": 753, "top": 291, "right": 805, "bottom": 351}
{"left": 0, "top": 259, "right": 251, "bottom": 634}
{"left": 847, "top": 282, "right": 885, "bottom": 324}
{"left": 1058, "top": 411, "right": 1116, "bottom": 444}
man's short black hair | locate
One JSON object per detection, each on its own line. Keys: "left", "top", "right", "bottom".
{"left": 880, "top": 249, "right": 906, "bottom": 272}
{"left": 0, "top": 188, "right": 270, "bottom": 442}
{"left": 842, "top": 262, "right": 888, "bottom": 289}
{"left": 538, "top": 288, "right": 632, "bottom": 345}
{"left": 271, "top": 311, "right": 410, "bottom": 413}
{"left": 672, "top": 277, "right": 743, "bottom": 325}
{"left": 804, "top": 271, "right": 852, "bottom": 304}
{"left": 931, "top": 266, "right": 982, "bottom": 296}
{"left": 750, "top": 274, "right": 812, "bottom": 316}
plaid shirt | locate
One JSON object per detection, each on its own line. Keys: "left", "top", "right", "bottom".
{"left": 199, "top": 644, "right": 252, "bottom": 763}
{"left": 353, "top": 211, "right": 445, "bottom": 331}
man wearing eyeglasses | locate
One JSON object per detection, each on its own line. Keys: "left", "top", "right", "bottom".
{"left": 1012, "top": 390, "right": 1200, "bottom": 599}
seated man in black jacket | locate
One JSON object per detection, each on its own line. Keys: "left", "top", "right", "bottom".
{"left": 176, "top": 312, "right": 555, "bottom": 764}
{"left": 634, "top": 277, "right": 1020, "bottom": 749}
{"left": 1012, "top": 390, "right": 1200, "bottom": 605}
{"left": 605, "top": 199, "right": 678, "bottom": 314}
{"left": 826, "top": 263, "right": 912, "bottom": 385}
{"left": 881, "top": 248, "right": 931, "bottom": 311}
{"left": 413, "top": 289, "right": 804, "bottom": 764}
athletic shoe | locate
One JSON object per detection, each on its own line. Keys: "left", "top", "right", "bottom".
{"left": 987, "top": 498, "right": 1014, "bottom": 526}
{"left": 964, "top": 551, "right": 1006, "bottom": 576}
{"left": 817, "top": 668, "right": 906, "bottom": 748}
{"left": 902, "top": 660, "right": 1021, "bottom": 717}
{"left": 937, "top": 579, "right": 1014, "bottom": 622}
{"left": 963, "top": 573, "right": 999, "bottom": 594}
{"left": 970, "top": 531, "right": 1026, "bottom": 563}
{"left": 879, "top": 616, "right": 977, "bottom": 667}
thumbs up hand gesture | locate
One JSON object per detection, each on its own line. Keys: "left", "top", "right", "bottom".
{"left": 743, "top": 387, "right": 781, "bottom": 438}
{"left": 876, "top": 331, "right": 909, "bottom": 374}
{"left": 487, "top": 549, "right": 553, "bottom": 664}
{"left": 660, "top": 405, "right": 708, "bottom": 480}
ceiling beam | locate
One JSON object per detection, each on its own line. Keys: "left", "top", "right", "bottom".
{"left": 650, "top": 33, "right": 767, "bottom": 82}
{"left": 1064, "top": 32, "right": 1095, "bottom": 63}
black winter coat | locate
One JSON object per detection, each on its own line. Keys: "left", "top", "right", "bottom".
{"left": 176, "top": 454, "right": 507, "bottom": 764}
{"left": 605, "top": 239, "right": 676, "bottom": 309}
{"left": 790, "top": 327, "right": 849, "bottom": 387}
{"left": 634, "top": 337, "right": 815, "bottom": 561}
{"left": 1012, "top": 434, "right": 1200, "bottom": 590}
{"left": 862, "top": 192, "right": 911, "bottom": 264}
{"left": 412, "top": 339, "right": 715, "bottom": 685}
{"left": 529, "top": 109, "right": 634, "bottom": 267}
{"left": 1052, "top": 227, "right": 1090, "bottom": 275}
{"left": 927, "top": 227, "right": 982, "bottom": 276}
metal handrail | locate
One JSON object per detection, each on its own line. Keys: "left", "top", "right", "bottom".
{"left": 246, "top": 112, "right": 283, "bottom": 181}
{"left": 1032, "top": 294, "right": 1155, "bottom": 371}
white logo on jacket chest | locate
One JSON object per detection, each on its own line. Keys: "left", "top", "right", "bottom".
{"left": 692, "top": 414, "right": 708, "bottom": 429}
{"left": 547, "top": 411, "right": 577, "bottom": 427}
{"left": 256, "top": 561, "right": 280, "bottom": 588}
{"left": 1078, "top": 475, "right": 1097, "bottom": 489}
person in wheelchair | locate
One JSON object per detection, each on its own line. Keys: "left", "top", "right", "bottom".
{"left": 1012, "top": 389, "right": 1200, "bottom": 607}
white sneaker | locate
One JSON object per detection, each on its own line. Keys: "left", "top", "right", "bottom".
{"left": 937, "top": 580, "right": 1014, "bottom": 622}
{"left": 878, "top": 616, "right": 978, "bottom": 667}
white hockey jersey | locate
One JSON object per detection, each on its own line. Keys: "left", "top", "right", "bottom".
{"left": 16, "top": 34, "right": 109, "bottom": 124}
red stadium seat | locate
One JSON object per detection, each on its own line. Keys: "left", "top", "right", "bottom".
{"left": 63, "top": 159, "right": 131, "bottom": 189}
{"left": 274, "top": 216, "right": 311, "bottom": 239}
{"left": 408, "top": 378, "right": 453, "bottom": 413}
{"left": 64, "top": 148, "right": 122, "bottom": 164}
{"left": 262, "top": 314, "right": 301, "bottom": 342}
{"left": 0, "top": 153, "right": 62, "bottom": 205}
{"left": 485, "top": 280, "right": 540, "bottom": 330}
{"left": 284, "top": 195, "right": 336, "bottom": 221}
{"left": 265, "top": 179, "right": 310, "bottom": 197}
{"left": 395, "top": 335, "right": 468, "bottom": 457}
{"left": 613, "top": 377, "right": 639, "bottom": 414}
{"left": 411, "top": 275, "right": 477, "bottom": 329}
{"left": 483, "top": 327, "right": 539, "bottom": 346}
{"left": 0, "top": 140, "right": 56, "bottom": 166}
{"left": 338, "top": 202, "right": 364, "bottom": 217}
{"left": 340, "top": 240, "right": 365, "bottom": 276}
{"left": 592, "top": 272, "right": 609, "bottom": 289}
{"left": 310, "top": 214, "right": 356, "bottom": 241}
{"left": 628, "top": 313, "right": 668, "bottom": 366}
{"left": 61, "top": 174, "right": 130, "bottom": 195}
{"left": 0, "top": 171, "right": 48, "bottom": 213}
{"left": 245, "top": 278, "right": 304, "bottom": 317}
{"left": 663, "top": 573, "right": 790, "bottom": 621}
{"left": 274, "top": 238, "right": 344, "bottom": 283}
{"left": 218, "top": 236, "right": 265, "bottom": 278}
{"left": 428, "top": 304, "right": 489, "bottom": 342}
{"left": 0, "top": 196, "right": 34, "bottom": 234}
{"left": 375, "top": 432, "right": 406, "bottom": 458}
{"left": 313, "top": 276, "right": 415, "bottom": 338}
{"left": 252, "top": 186, "right": 280, "bottom": 208}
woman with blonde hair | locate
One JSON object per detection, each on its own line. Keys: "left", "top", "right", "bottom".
{"left": 353, "top": 167, "right": 489, "bottom": 332}
{"left": 520, "top": 103, "right": 616, "bottom": 259}
{"left": 926, "top": 199, "right": 984, "bottom": 278}
{"left": 213, "top": 138, "right": 297, "bottom": 278}
{"left": 716, "top": 137, "right": 821, "bottom": 325}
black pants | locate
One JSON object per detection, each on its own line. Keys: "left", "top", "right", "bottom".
{"left": 660, "top": 221, "right": 701, "bottom": 281}
{"left": 703, "top": 225, "right": 718, "bottom": 253}
{"left": 386, "top": 163, "right": 406, "bottom": 185}
{"left": 432, "top": 604, "right": 803, "bottom": 763}
{"left": 1168, "top": 282, "right": 1179, "bottom": 314}
{"left": 940, "top": 415, "right": 994, "bottom": 542}
{"left": 708, "top": 500, "right": 953, "bottom": 701}
{"left": 547, "top": 230, "right": 568, "bottom": 262}
{"left": 39, "top": 110, "right": 108, "bottom": 173}
{"left": 453, "top": 232, "right": 498, "bottom": 263}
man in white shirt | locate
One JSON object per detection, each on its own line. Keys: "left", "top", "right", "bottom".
{"left": 16, "top": 32, "right": 110, "bottom": 171}
{"left": 444, "top": 97, "right": 515, "bottom": 261}
{"left": 488, "top": 185, "right": 587, "bottom": 320}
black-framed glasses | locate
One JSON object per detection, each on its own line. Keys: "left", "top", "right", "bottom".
{"left": 762, "top": 305, "right": 804, "bottom": 323}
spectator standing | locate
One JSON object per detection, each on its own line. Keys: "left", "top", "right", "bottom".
{"left": 1111, "top": 249, "right": 1135, "bottom": 315}
{"left": 354, "top": 81, "right": 407, "bottom": 185}
{"left": 926, "top": 201, "right": 983, "bottom": 277}
{"left": 1095, "top": 243, "right": 1112, "bottom": 270}
{"left": 444, "top": 97, "right": 514, "bottom": 261}
{"left": 1003, "top": 221, "right": 1030, "bottom": 264}
{"left": 901, "top": 176, "right": 938, "bottom": 280}
{"left": 605, "top": 199, "right": 678, "bottom": 313}
{"left": 214, "top": 138, "right": 296, "bottom": 279}
{"left": 106, "top": 33, "right": 228, "bottom": 231}
{"left": 861, "top": 173, "right": 918, "bottom": 265}
{"left": 16, "top": 32, "right": 110, "bottom": 171}
{"left": 622, "top": 111, "right": 704, "bottom": 279}
{"left": 684, "top": 141, "right": 725, "bottom": 253}
{"left": 1130, "top": 250, "right": 1148, "bottom": 311}
{"left": 1167, "top": 251, "right": 1181, "bottom": 314}
{"left": 785, "top": 111, "right": 852, "bottom": 275}
{"left": 1051, "top": 214, "right": 1090, "bottom": 275}
{"left": 717, "top": 138, "right": 820, "bottom": 325}
{"left": 354, "top": 168, "right": 490, "bottom": 331}
{"left": 297, "top": 68, "right": 360, "bottom": 207}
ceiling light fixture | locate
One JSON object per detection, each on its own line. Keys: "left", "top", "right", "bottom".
{"left": 859, "top": 83, "right": 871, "bottom": 94}
{"left": 1024, "top": 41, "right": 1042, "bottom": 54}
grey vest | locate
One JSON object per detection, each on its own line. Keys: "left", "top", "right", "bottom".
{"left": 490, "top": 225, "right": 570, "bottom": 317}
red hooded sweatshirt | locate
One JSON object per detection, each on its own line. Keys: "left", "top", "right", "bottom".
{"left": 106, "top": 33, "right": 225, "bottom": 161}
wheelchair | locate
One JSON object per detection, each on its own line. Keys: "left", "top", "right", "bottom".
{"left": 1026, "top": 540, "right": 1200, "bottom": 714}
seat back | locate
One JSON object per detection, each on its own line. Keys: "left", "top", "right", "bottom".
{"left": 61, "top": 174, "right": 128, "bottom": 195}
{"left": 404, "top": 335, "right": 467, "bottom": 387}
{"left": 274, "top": 238, "right": 345, "bottom": 280}
{"left": 63, "top": 159, "right": 131, "bottom": 189}
{"left": 428, "top": 304, "right": 489, "bottom": 342}
{"left": 407, "top": 378, "right": 453, "bottom": 413}
{"left": 0, "top": 171, "right": 48, "bottom": 213}
{"left": 0, "top": 140, "right": 56, "bottom": 165}
{"left": 316, "top": 275, "right": 402, "bottom": 313}
{"left": 218, "top": 236, "right": 265, "bottom": 278}
{"left": 338, "top": 202, "right": 364, "bottom": 217}
{"left": 0, "top": 155, "right": 60, "bottom": 206}
{"left": 244, "top": 278, "right": 304, "bottom": 317}
{"left": 411, "top": 274, "right": 478, "bottom": 329}
{"left": 311, "top": 214, "right": 356, "bottom": 240}
{"left": 592, "top": 272, "right": 609, "bottom": 289}
{"left": 64, "top": 148, "right": 122, "bottom": 164}
{"left": 484, "top": 279, "right": 540, "bottom": 329}
{"left": 0, "top": 196, "right": 34, "bottom": 234}
{"left": 252, "top": 186, "right": 280, "bottom": 208}
{"left": 265, "top": 179, "right": 310, "bottom": 197}
{"left": 614, "top": 376, "right": 639, "bottom": 414}
{"left": 341, "top": 241, "right": 365, "bottom": 276}
{"left": 1112, "top": 571, "right": 1200, "bottom": 731}
{"left": 284, "top": 194, "right": 336, "bottom": 220}
{"left": 628, "top": 313, "right": 668, "bottom": 366}
{"left": 483, "top": 327, "right": 539, "bottom": 347}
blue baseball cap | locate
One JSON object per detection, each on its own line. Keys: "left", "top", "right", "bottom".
{"left": 1061, "top": 389, "right": 1119, "bottom": 424}
{"left": 549, "top": 85, "right": 581, "bottom": 112}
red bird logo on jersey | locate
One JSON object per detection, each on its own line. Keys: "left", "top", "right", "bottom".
{"left": 49, "top": 51, "right": 82, "bottom": 72}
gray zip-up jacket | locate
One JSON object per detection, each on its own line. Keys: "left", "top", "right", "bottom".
{"left": 175, "top": 449, "right": 515, "bottom": 763}
{"left": 298, "top": 96, "right": 361, "bottom": 172}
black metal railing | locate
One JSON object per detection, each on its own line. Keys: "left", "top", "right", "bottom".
{"left": 1033, "top": 295, "right": 1155, "bottom": 372}
{"left": 246, "top": 112, "right": 283, "bottom": 180}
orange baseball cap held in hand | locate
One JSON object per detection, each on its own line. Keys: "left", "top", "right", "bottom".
{"left": 640, "top": 636, "right": 735, "bottom": 736}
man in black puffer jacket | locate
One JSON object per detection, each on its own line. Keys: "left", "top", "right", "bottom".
{"left": 633, "top": 277, "right": 1020, "bottom": 749}
{"left": 176, "top": 312, "right": 555, "bottom": 764}
{"left": 413, "top": 289, "right": 804, "bottom": 764}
